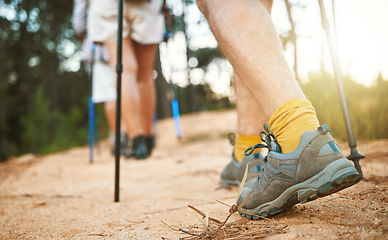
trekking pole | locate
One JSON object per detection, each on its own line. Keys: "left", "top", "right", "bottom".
{"left": 164, "top": 32, "right": 182, "bottom": 139}
{"left": 318, "top": 0, "right": 364, "bottom": 178}
{"left": 88, "top": 43, "right": 96, "bottom": 164}
{"left": 171, "top": 81, "right": 182, "bottom": 139}
{"left": 114, "top": 0, "right": 124, "bottom": 202}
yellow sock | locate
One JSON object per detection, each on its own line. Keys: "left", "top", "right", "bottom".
{"left": 234, "top": 134, "right": 262, "bottom": 162}
{"left": 269, "top": 98, "right": 320, "bottom": 154}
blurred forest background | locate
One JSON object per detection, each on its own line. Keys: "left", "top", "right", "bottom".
{"left": 0, "top": 0, "right": 387, "bottom": 162}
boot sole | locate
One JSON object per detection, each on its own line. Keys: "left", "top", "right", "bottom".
{"left": 239, "top": 158, "right": 361, "bottom": 219}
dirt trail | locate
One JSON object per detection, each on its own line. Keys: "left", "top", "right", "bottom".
{"left": 0, "top": 110, "right": 387, "bottom": 239}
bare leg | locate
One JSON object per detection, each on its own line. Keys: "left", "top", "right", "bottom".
{"left": 220, "top": 72, "right": 269, "bottom": 185}
{"left": 197, "top": 0, "right": 305, "bottom": 117}
{"left": 133, "top": 42, "right": 158, "bottom": 136}
{"left": 234, "top": 0, "right": 272, "bottom": 135}
{"left": 231, "top": 1, "right": 272, "bottom": 163}
{"left": 105, "top": 37, "right": 143, "bottom": 139}
{"left": 206, "top": 0, "right": 305, "bottom": 186}
{"left": 104, "top": 100, "right": 127, "bottom": 134}
{"left": 234, "top": 73, "right": 269, "bottom": 136}
{"left": 199, "top": 0, "right": 360, "bottom": 220}
{"left": 104, "top": 100, "right": 117, "bottom": 133}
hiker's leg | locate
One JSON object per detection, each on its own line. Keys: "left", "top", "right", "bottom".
{"left": 220, "top": 0, "right": 274, "bottom": 186}
{"left": 105, "top": 37, "right": 143, "bottom": 139}
{"left": 233, "top": 73, "right": 269, "bottom": 158}
{"left": 197, "top": 0, "right": 304, "bottom": 117}
{"left": 199, "top": 0, "right": 360, "bottom": 218}
{"left": 104, "top": 100, "right": 128, "bottom": 155}
{"left": 197, "top": 0, "right": 319, "bottom": 153}
{"left": 132, "top": 42, "right": 158, "bottom": 137}
{"left": 104, "top": 100, "right": 127, "bottom": 134}
{"left": 220, "top": 73, "right": 269, "bottom": 186}
{"left": 232, "top": 0, "right": 273, "bottom": 162}
{"left": 88, "top": 0, "right": 149, "bottom": 159}
{"left": 104, "top": 100, "right": 116, "bottom": 133}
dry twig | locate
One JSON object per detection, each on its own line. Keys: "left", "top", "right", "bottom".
{"left": 161, "top": 220, "right": 201, "bottom": 237}
{"left": 188, "top": 205, "right": 222, "bottom": 225}
{"left": 182, "top": 221, "right": 288, "bottom": 240}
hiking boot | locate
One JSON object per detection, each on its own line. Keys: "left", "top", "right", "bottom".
{"left": 221, "top": 133, "right": 265, "bottom": 186}
{"left": 132, "top": 135, "right": 149, "bottom": 160}
{"left": 220, "top": 152, "right": 264, "bottom": 186}
{"left": 111, "top": 134, "right": 130, "bottom": 156}
{"left": 237, "top": 124, "right": 361, "bottom": 219}
{"left": 145, "top": 135, "right": 156, "bottom": 155}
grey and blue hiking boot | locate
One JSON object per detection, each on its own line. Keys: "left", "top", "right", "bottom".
{"left": 112, "top": 134, "right": 130, "bottom": 156}
{"left": 221, "top": 152, "right": 264, "bottom": 186}
{"left": 221, "top": 133, "right": 265, "bottom": 186}
{"left": 145, "top": 135, "right": 156, "bottom": 155}
{"left": 132, "top": 135, "right": 149, "bottom": 160}
{"left": 237, "top": 124, "right": 361, "bottom": 219}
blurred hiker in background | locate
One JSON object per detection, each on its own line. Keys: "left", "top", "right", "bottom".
{"left": 72, "top": 0, "right": 130, "bottom": 157}
{"left": 197, "top": 0, "right": 361, "bottom": 218}
{"left": 88, "top": 0, "right": 168, "bottom": 159}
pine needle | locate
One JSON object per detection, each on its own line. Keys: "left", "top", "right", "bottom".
{"left": 204, "top": 194, "right": 209, "bottom": 228}
{"left": 237, "top": 164, "right": 249, "bottom": 202}
{"left": 237, "top": 190, "right": 253, "bottom": 210}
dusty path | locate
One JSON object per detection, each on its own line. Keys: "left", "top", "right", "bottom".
{"left": 0, "top": 110, "right": 387, "bottom": 239}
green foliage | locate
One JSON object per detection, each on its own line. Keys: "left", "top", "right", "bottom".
{"left": 303, "top": 72, "right": 388, "bottom": 140}
{"left": 0, "top": 0, "right": 92, "bottom": 161}
{"left": 18, "top": 85, "right": 90, "bottom": 155}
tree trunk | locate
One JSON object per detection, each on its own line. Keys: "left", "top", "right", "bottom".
{"left": 0, "top": 79, "right": 6, "bottom": 161}
{"left": 284, "top": 0, "right": 300, "bottom": 83}
{"left": 182, "top": 1, "right": 197, "bottom": 113}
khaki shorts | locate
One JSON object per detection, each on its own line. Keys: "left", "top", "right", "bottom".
{"left": 88, "top": 0, "right": 164, "bottom": 44}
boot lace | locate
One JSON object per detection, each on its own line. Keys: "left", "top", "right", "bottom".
{"left": 244, "top": 124, "right": 280, "bottom": 162}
